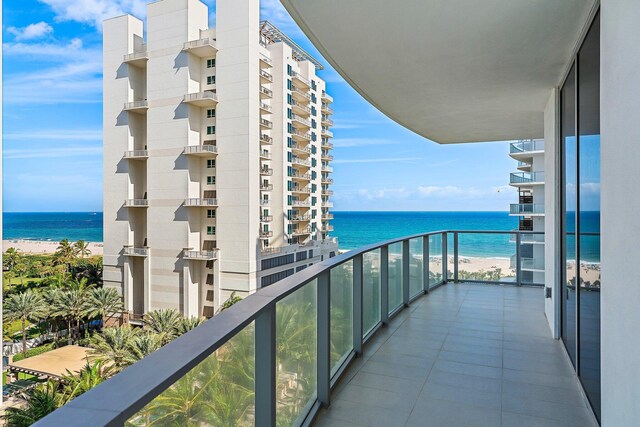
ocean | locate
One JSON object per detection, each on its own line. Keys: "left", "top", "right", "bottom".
{"left": 2, "top": 211, "right": 599, "bottom": 261}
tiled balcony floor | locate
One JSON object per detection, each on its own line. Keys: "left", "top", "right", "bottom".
{"left": 315, "top": 283, "right": 597, "bottom": 427}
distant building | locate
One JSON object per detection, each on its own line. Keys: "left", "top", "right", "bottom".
{"left": 509, "top": 139, "right": 545, "bottom": 285}
{"left": 102, "top": 0, "right": 337, "bottom": 319}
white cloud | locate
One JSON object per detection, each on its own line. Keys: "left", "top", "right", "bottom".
{"left": 333, "top": 157, "right": 423, "bottom": 164}
{"left": 3, "top": 38, "right": 84, "bottom": 57}
{"left": 38, "top": 0, "right": 147, "bottom": 29}
{"left": 332, "top": 138, "right": 400, "bottom": 148}
{"left": 4, "top": 129, "right": 102, "bottom": 141}
{"left": 356, "top": 188, "right": 413, "bottom": 201}
{"left": 7, "top": 22, "right": 54, "bottom": 41}
{"left": 5, "top": 146, "right": 102, "bottom": 160}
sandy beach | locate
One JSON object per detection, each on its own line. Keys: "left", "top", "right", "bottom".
{"left": 2, "top": 240, "right": 104, "bottom": 256}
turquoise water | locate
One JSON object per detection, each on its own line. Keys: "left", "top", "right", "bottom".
{"left": 332, "top": 211, "right": 518, "bottom": 257}
{"left": 4, "top": 212, "right": 103, "bottom": 242}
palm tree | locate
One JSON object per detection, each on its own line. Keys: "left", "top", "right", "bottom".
{"left": 87, "top": 287, "right": 123, "bottom": 327}
{"left": 54, "top": 239, "right": 78, "bottom": 270}
{"left": 176, "top": 316, "right": 207, "bottom": 336}
{"left": 219, "top": 292, "right": 242, "bottom": 313}
{"left": 4, "top": 247, "right": 21, "bottom": 271}
{"left": 43, "top": 287, "right": 64, "bottom": 346}
{"left": 59, "top": 362, "right": 107, "bottom": 404}
{"left": 127, "top": 332, "right": 162, "bottom": 363}
{"left": 57, "top": 278, "right": 93, "bottom": 343}
{"left": 3, "top": 290, "right": 47, "bottom": 357}
{"left": 88, "top": 326, "right": 139, "bottom": 375}
{"left": 74, "top": 240, "right": 91, "bottom": 258}
{"left": 2, "top": 382, "right": 60, "bottom": 426}
{"left": 143, "top": 309, "right": 182, "bottom": 346}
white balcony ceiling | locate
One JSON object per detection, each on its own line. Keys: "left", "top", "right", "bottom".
{"left": 280, "top": 0, "right": 597, "bottom": 143}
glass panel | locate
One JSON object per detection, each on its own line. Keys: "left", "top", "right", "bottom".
{"left": 409, "top": 238, "right": 423, "bottom": 297}
{"left": 330, "top": 261, "right": 353, "bottom": 376}
{"left": 578, "top": 13, "right": 601, "bottom": 420}
{"left": 388, "top": 242, "right": 403, "bottom": 313}
{"left": 519, "top": 236, "right": 546, "bottom": 285}
{"left": 363, "top": 249, "right": 381, "bottom": 336}
{"left": 429, "top": 234, "right": 444, "bottom": 288}
{"left": 561, "top": 63, "right": 577, "bottom": 367}
{"left": 456, "top": 232, "right": 516, "bottom": 283}
{"left": 276, "top": 281, "right": 317, "bottom": 426}
{"left": 127, "top": 325, "right": 255, "bottom": 426}
{"left": 447, "top": 233, "right": 454, "bottom": 281}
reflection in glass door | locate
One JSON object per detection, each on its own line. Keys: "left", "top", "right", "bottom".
{"left": 561, "top": 64, "right": 577, "bottom": 367}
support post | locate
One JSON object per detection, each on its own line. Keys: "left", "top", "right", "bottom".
{"left": 353, "top": 254, "right": 364, "bottom": 355}
{"left": 380, "top": 245, "right": 389, "bottom": 325}
{"left": 255, "top": 305, "right": 276, "bottom": 427}
{"left": 402, "top": 240, "right": 410, "bottom": 306}
{"left": 317, "top": 272, "right": 331, "bottom": 407}
{"left": 442, "top": 233, "right": 448, "bottom": 284}
{"left": 516, "top": 232, "right": 522, "bottom": 286}
{"left": 453, "top": 232, "right": 459, "bottom": 283}
{"left": 423, "top": 235, "right": 430, "bottom": 293}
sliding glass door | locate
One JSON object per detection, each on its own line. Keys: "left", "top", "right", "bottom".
{"left": 560, "top": 12, "right": 600, "bottom": 422}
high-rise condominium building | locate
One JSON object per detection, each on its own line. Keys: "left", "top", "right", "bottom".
{"left": 509, "top": 139, "right": 545, "bottom": 285}
{"left": 102, "top": 0, "right": 337, "bottom": 319}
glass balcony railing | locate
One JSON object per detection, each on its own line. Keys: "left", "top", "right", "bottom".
{"left": 39, "top": 230, "right": 544, "bottom": 426}
{"left": 510, "top": 139, "right": 544, "bottom": 154}
{"left": 509, "top": 203, "right": 545, "bottom": 215}
{"left": 510, "top": 171, "right": 544, "bottom": 185}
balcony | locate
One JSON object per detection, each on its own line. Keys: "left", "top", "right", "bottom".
{"left": 260, "top": 134, "right": 273, "bottom": 145}
{"left": 259, "top": 230, "right": 273, "bottom": 239}
{"left": 291, "top": 130, "right": 312, "bottom": 143}
{"left": 183, "top": 250, "right": 217, "bottom": 261}
{"left": 290, "top": 71, "right": 311, "bottom": 88}
{"left": 290, "top": 143, "right": 312, "bottom": 157}
{"left": 260, "top": 183, "right": 273, "bottom": 191}
{"left": 322, "top": 189, "right": 334, "bottom": 196}
{"left": 260, "top": 70, "right": 273, "bottom": 83}
{"left": 292, "top": 157, "right": 311, "bottom": 168}
{"left": 124, "top": 199, "right": 148, "bottom": 208}
{"left": 321, "top": 103, "right": 334, "bottom": 114}
{"left": 291, "top": 114, "right": 311, "bottom": 129}
{"left": 123, "top": 246, "right": 148, "bottom": 257}
{"left": 183, "top": 38, "right": 217, "bottom": 57}
{"left": 183, "top": 91, "right": 218, "bottom": 107}
{"left": 260, "top": 215, "right": 273, "bottom": 222}
{"left": 292, "top": 227, "right": 312, "bottom": 236}
{"left": 260, "top": 199, "right": 271, "bottom": 206}
{"left": 292, "top": 200, "right": 311, "bottom": 207}
{"left": 260, "top": 246, "right": 281, "bottom": 256}
{"left": 291, "top": 100, "right": 312, "bottom": 117}
{"left": 321, "top": 117, "right": 334, "bottom": 126}
{"left": 510, "top": 203, "right": 545, "bottom": 216}
{"left": 260, "top": 102, "right": 272, "bottom": 114}
{"left": 123, "top": 46, "right": 148, "bottom": 67}
{"left": 509, "top": 139, "right": 545, "bottom": 158}
{"left": 322, "top": 140, "right": 334, "bottom": 150}
{"left": 322, "top": 165, "right": 334, "bottom": 173}
{"left": 321, "top": 91, "right": 334, "bottom": 102}
{"left": 260, "top": 168, "right": 273, "bottom": 176}
{"left": 509, "top": 171, "right": 544, "bottom": 186}
{"left": 292, "top": 186, "right": 311, "bottom": 194}
{"left": 322, "top": 177, "right": 334, "bottom": 184}
{"left": 260, "top": 150, "right": 272, "bottom": 160}
{"left": 322, "top": 201, "right": 334, "bottom": 208}
{"left": 289, "top": 214, "right": 311, "bottom": 222}
{"left": 260, "top": 118, "right": 273, "bottom": 129}
{"left": 183, "top": 144, "right": 217, "bottom": 157}
{"left": 322, "top": 129, "right": 334, "bottom": 138}
{"left": 517, "top": 160, "right": 532, "bottom": 171}
{"left": 290, "top": 171, "right": 311, "bottom": 182}
{"left": 510, "top": 254, "right": 545, "bottom": 272}
{"left": 291, "top": 87, "right": 311, "bottom": 102}
{"left": 184, "top": 198, "right": 217, "bottom": 207}
{"left": 320, "top": 225, "right": 334, "bottom": 232}
{"left": 40, "top": 230, "right": 595, "bottom": 427}
{"left": 322, "top": 213, "right": 334, "bottom": 220}
{"left": 321, "top": 152, "right": 334, "bottom": 161}
{"left": 123, "top": 100, "right": 148, "bottom": 113}
{"left": 123, "top": 150, "right": 148, "bottom": 160}
{"left": 260, "top": 86, "right": 273, "bottom": 99}
{"left": 510, "top": 231, "right": 545, "bottom": 244}
{"left": 259, "top": 53, "right": 272, "bottom": 68}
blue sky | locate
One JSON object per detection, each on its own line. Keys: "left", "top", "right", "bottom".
{"left": 2, "top": 0, "right": 517, "bottom": 212}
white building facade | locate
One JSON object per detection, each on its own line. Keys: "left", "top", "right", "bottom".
{"left": 103, "top": 0, "right": 336, "bottom": 319}
{"left": 509, "top": 139, "right": 545, "bottom": 285}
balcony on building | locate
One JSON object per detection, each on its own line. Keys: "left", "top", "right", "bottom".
{"left": 510, "top": 231, "right": 545, "bottom": 244}
{"left": 320, "top": 225, "right": 334, "bottom": 232}
{"left": 260, "top": 150, "right": 272, "bottom": 160}
{"left": 510, "top": 254, "right": 545, "bottom": 272}
{"left": 321, "top": 152, "right": 334, "bottom": 161}
{"left": 260, "top": 215, "right": 273, "bottom": 223}
{"left": 183, "top": 249, "right": 218, "bottom": 261}
{"left": 182, "top": 37, "right": 217, "bottom": 57}
{"left": 292, "top": 199, "right": 311, "bottom": 208}
{"left": 291, "top": 114, "right": 311, "bottom": 129}
{"left": 321, "top": 176, "right": 333, "bottom": 184}
{"left": 291, "top": 143, "right": 312, "bottom": 157}
{"left": 290, "top": 71, "right": 311, "bottom": 89}
{"left": 321, "top": 189, "right": 334, "bottom": 196}
{"left": 260, "top": 167, "right": 274, "bottom": 176}
{"left": 509, "top": 171, "right": 544, "bottom": 186}
{"left": 183, "top": 143, "right": 217, "bottom": 157}
{"left": 321, "top": 103, "right": 334, "bottom": 114}
{"left": 260, "top": 118, "right": 273, "bottom": 129}
{"left": 123, "top": 150, "right": 148, "bottom": 160}
{"left": 123, "top": 100, "right": 149, "bottom": 113}
{"left": 291, "top": 87, "right": 311, "bottom": 103}
{"left": 321, "top": 165, "right": 333, "bottom": 173}
{"left": 123, "top": 44, "right": 148, "bottom": 67}
{"left": 123, "top": 246, "right": 148, "bottom": 257}
{"left": 124, "top": 199, "right": 148, "bottom": 208}
{"left": 290, "top": 171, "right": 311, "bottom": 182}
{"left": 321, "top": 201, "right": 334, "bottom": 208}
{"left": 292, "top": 100, "right": 312, "bottom": 117}
{"left": 321, "top": 128, "right": 334, "bottom": 138}
{"left": 321, "top": 116, "right": 334, "bottom": 126}
{"left": 321, "top": 213, "right": 334, "bottom": 220}
{"left": 259, "top": 53, "right": 272, "bottom": 68}
{"left": 260, "top": 134, "right": 273, "bottom": 145}
{"left": 321, "top": 140, "right": 334, "bottom": 150}
{"left": 292, "top": 227, "right": 312, "bottom": 236}
{"left": 321, "top": 90, "right": 334, "bottom": 103}
{"left": 292, "top": 186, "right": 311, "bottom": 195}
{"left": 259, "top": 230, "right": 273, "bottom": 239}
{"left": 289, "top": 214, "right": 311, "bottom": 222}
{"left": 183, "top": 90, "right": 218, "bottom": 107}
{"left": 292, "top": 157, "right": 311, "bottom": 168}
{"left": 260, "top": 102, "right": 272, "bottom": 114}
{"left": 509, "top": 203, "right": 545, "bottom": 216}
{"left": 260, "top": 69, "right": 273, "bottom": 83}
{"left": 517, "top": 160, "right": 532, "bottom": 172}
{"left": 260, "top": 199, "right": 271, "bottom": 206}
{"left": 509, "top": 139, "right": 545, "bottom": 160}
{"left": 260, "top": 86, "right": 273, "bottom": 99}
{"left": 291, "top": 130, "right": 312, "bottom": 143}
{"left": 184, "top": 198, "right": 218, "bottom": 207}
{"left": 260, "top": 183, "right": 273, "bottom": 191}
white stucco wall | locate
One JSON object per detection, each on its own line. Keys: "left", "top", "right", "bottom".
{"left": 600, "top": 0, "right": 640, "bottom": 424}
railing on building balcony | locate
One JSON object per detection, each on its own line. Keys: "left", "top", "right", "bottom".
{"left": 260, "top": 246, "right": 281, "bottom": 256}
{"left": 321, "top": 177, "right": 334, "bottom": 184}
{"left": 510, "top": 254, "right": 545, "bottom": 271}
{"left": 123, "top": 45, "right": 148, "bottom": 66}
{"left": 260, "top": 168, "right": 274, "bottom": 176}
{"left": 292, "top": 200, "right": 311, "bottom": 207}
{"left": 184, "top": 198, "right": 218, "bottom": 207}
{"left": 39, "top": 229, "right": 546, "bottom": 426}
{"left": 259, "top": 54, "right": 272, "bottom": 67}
{"left": 322, "top": 213, "right": 334, "bottom": 220}
{"left": 183, "top": 250, "right": 218, "bottom": 260}
{"left": 123, "top": 100, "right": 149, "bottom": 113}
{"left": 321, "top": 103, "right": 334, "bottom": 114}
{"left": 510, "top": 139, "right": 545, "bottom": 154}
{"left": 292, "top": 227, "right": 312, "bottom": 236}
{"left": 291, "top": 114, "right": 311, "bottom": 128}
{"left": 290, "top": 71, "right": 311, "bottom": 88}
{"left": 291, "top": 130, "right": 312, "bottom": 141}
{"left": 123, "top": 246, "right": 149, "bottom": 257}
{"left": 292, "top": 157, "right": 311, "bottom": 167}
{"left": 183, "top": 38, "right": 217, "bottom": 57}
{"left": 260, "top": 102, "right": 272, "bottom": 113}
{"left": 292, "top": 186, "right": 311, "bottom": 194}
{"left": 321, "top": 91, "right": 334, "bottom": 102}
{"left": 322, "top": 201, "right": 334, "bottom": 208}
{"left": 260, "top": 70, "right": 273, "bottom": 83}
{"left": 290, "top": 143, "right": 312, "bottom": 155}
{"left": 509, "top": 203, "right": 545, "bottom": 215}
{"left": 290, "top": 171, "right": 312, "bottom": 181}
{"left": 260, "top": 151, "right": 272, "bottom": 160}
{"left": 291, "top": 100, "right": 311, "bottom": 116}
{"left": 124, "top": 199, "right": 148, "bottom": 208}
{"left": 322, "top": 165, "right": 333, "bottom": 173}
{"left": 260, "top": 86, "right": 273, "bottom": 98}
{"left": 183, "top": 91, "right": 218, "bottom": 107}
{"left": 260, "top": 134, "right": 273, "bottom": 144}
{"left": 322, "top": 140, "right": 334, "bottom": 149}
{"left": 289, "top": 214, "right": 311, "bottom": 221}
{"left": 510, "top": 171, "right": 545, "bottom": 185}
{"left": 183, "top": 145, "right": 218, "bottom": 156}
{"left": 261, "top": 215, "right": 273, "bottom": 222}
{"left": 260, "top": 199, "right": 271, "bottom": 206}
{"left": 260, "top": 231, "right": 273, "bottom": 239}
{"left": 510, "top": 231, "right": 545, "bottom": 244}
{"left": 260, "top": 183, "right": 273, "bottom": 191}
{"left": 291, "top": 87, "right": 311, "bottom": 101}
{"left": 260, "top": 118, "right": 273, "bottom": 129}
{"left": 124, "top": 150, "right": 149, "bottom": 159}
{"left": 321, "top": 129, "right": 334, "bottom": 138}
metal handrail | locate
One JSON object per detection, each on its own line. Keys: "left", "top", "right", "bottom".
{"left": 184, "top": 250, "right": 217, "bottom": 260}
{"left": 37, "top": 229, "right": 545, "bottom": 426}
